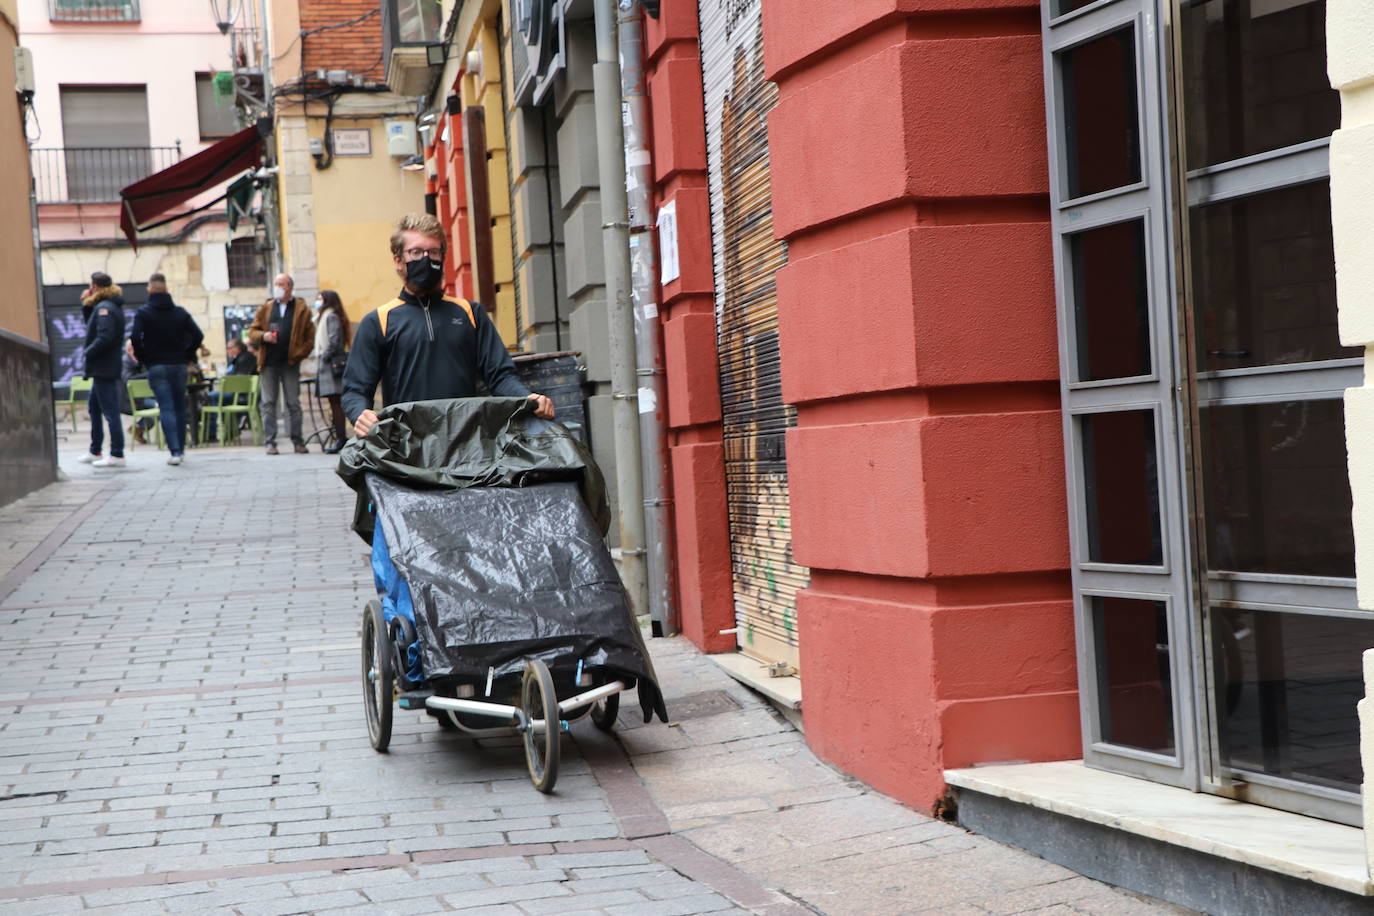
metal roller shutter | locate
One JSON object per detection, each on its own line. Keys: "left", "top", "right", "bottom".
{"left": 698, "top": 0, "right": 808, "bottom": 672}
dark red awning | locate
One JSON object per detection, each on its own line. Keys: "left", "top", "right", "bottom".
{"left": 119, "top": 117, "right": 272, "bottom": 248}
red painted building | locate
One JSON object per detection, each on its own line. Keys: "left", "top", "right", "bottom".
{"left": 646, "top": 0, "right": 1076, "bottom": 810}
{"left": 410, "top": 1, "right": 1368, "bottom": 908}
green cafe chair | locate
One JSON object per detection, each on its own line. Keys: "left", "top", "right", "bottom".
{"left": 126, "top": 378, "right": 163, "bottom": 450}
{"left": 200, "top": 374, "right": 262, "bottom": 445}
{"left": 55, "top": 377, "right": 93, "bottom": 432}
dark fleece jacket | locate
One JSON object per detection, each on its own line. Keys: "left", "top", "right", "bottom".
{"left": 81, "top": 285, "right": 125, "bottom": 380}
{"left": 132, "top": 292, "right": 204, "bottom": 367}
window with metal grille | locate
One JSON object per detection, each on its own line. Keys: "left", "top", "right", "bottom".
{"left": 49, "top": 0, "right": 139, "bottom": 22}
{"left": 226, "top": 237, "right": 266, "bottom": 289}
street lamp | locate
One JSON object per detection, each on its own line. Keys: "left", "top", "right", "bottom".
{"left": 209, "top": 0, "right": 241, "bottom": 35}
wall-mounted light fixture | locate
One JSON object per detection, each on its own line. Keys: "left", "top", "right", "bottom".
{"left": 208, "top": 0, "right": 240, "bottom": 34}
{"left": 400, "top": 154, "right": 425, "bottom": 171}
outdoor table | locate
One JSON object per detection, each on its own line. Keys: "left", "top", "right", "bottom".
{"left": 299, "top": 377, "right": 336, "bottom": 451}
{"left": 186, "top": 378, "right": 213, "bottom": 447}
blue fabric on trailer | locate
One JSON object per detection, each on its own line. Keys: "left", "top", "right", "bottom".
{"left": 370, "top": 516, "right": 423, "bottom": 683}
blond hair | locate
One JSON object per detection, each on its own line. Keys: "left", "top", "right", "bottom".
{"left": 390, "top": 213, "right": 447, "bottom": 258}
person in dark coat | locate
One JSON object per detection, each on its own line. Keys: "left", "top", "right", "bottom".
{"left": 130, "top": 273, "right": 204, "bottom": 466}
{"left": 77, "top": 274, "right": 127, "bottom": 468}
{"left": 120, "top": 339, "right": 155, "bottom": 444}
{"left": 225, "top": 336, "right": 257, "bottom": 376}
{"left": 311, "top": 289, "right": 351, "bottom": 453}
{"left": 342, "top": 213, "right": 553, "bottom": 441}
{"left": 204, "top": 337, "right": 258, "bottom": 441}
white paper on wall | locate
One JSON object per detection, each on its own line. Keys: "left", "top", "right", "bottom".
{"left": 657, "top": 199, "right": 679, "bottom": 284}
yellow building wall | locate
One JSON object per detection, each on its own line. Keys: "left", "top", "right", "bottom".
{"left": 462, "top": 18, "right": 518, "bottom": 348}
{"left": 306, "top": 118, "right": 428, "bottom": 323}
{"left": 0, "top": 0, "right": 40, "bottom": 341}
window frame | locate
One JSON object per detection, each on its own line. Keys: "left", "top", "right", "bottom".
{"left": 195, "top": 72, "right": 240, "bottom": 143}
{"left": 1042, "top": 0, "right": 1364, "bottom": 826}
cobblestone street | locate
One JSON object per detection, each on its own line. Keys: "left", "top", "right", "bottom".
{"left": 0, "top": 437, "right": 1189, "bottom": 915}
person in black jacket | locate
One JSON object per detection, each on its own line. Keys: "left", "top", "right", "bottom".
{"left": 203, "top": 337, "right": 258, "bottom": 442}
{"left": 225, "top": 337, "right": 257, "bottom": 376}
{"left": 131, "top": 273, "right": 204, "bottom": 466}
{"left": 76, "top": 274, "right": 127, "bottom": 468}
{"left": 342, "top": 213, "right": 554, "bottom": 439}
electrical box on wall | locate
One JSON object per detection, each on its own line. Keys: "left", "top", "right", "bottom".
{"left": 384, "top": 119, "right": 417, "bottom": 157}
{"left": 13, "top": 47, "right": 34, "bottom": 96}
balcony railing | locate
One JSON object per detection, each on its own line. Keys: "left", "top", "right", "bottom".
{"left": 231, "top": 26, "right": 263, "bottom": 73}
{"left": 48, "top": 0, "right": 140, "bottom": 22}
{"left": 31, "top": 146, "right": 182, "bottom": 204}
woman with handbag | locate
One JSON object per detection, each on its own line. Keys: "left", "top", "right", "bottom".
{"left": 312, "top": 289, "right": 352, "bottom": 453}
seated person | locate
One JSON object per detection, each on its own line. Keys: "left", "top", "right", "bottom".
{"left": 226, "top": 337, "right": 257, "bottom": 377}
{"left": 206, "top": 338, "right": 259, "bottom": 441}
{"left": 121, "top": 339, "right": 155, "bottom": 444}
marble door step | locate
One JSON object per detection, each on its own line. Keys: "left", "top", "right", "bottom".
{"left": 946, "top": 760, "right": 1370, "bottom": 897}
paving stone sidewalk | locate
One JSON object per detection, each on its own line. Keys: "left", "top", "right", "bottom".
{"left": 0, "top": 435, "right": 1191, "bottom": 914}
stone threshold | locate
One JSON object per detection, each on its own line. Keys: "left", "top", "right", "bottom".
{"left": 709, "top": 652, "right": 803, "bottom": 732}
{"left": 945, "top": 760, "right": 1370, "bottom": 898}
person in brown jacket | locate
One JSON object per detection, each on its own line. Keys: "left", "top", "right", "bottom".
{"left": 247, "top": 273, "right": 315, "bottom": 454}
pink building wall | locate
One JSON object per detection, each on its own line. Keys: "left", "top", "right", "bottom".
{"left": 19, "top": 0, "right": 233, "bottom": 241}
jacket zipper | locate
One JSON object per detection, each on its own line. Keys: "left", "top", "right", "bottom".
{"left": 421, "top": 300, "right": 435, "bottom": 342}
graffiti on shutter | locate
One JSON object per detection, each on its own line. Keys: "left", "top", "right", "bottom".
{"left": 699, "top": 0, "right": 809, "bottom": 670}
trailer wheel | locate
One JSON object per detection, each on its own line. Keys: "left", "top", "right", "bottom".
{"left": 590, "top": 692, "right": 619, "bottom": 732}
{"left": 362, "top": 600, "right": 393, "bottom": 752}
{"left": 521, "top": 659, "right": 560, "bottom": 793}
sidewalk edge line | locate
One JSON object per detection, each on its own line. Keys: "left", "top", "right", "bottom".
{"left": 0, "top": 484, "right": 116, "bottom": 606}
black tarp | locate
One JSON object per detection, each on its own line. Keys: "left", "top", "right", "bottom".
{"left": 337, "top": 397, "right": 609, "bottom": 543}
{"left": 338, "top": 397, "right": 666, "bottom": 723}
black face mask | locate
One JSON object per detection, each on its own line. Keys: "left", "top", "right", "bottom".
{"left": 405, "top": 256, "right": 444, "bottom": 294}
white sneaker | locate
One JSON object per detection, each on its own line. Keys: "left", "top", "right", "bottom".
{"left": 92, "top": 456, "right": 126, "bottom": 468}
{"left": 77, "top": 452, "right": 100, "bottom": 464}
{"left": 167, "top": 455, "right": 183, "bottom": 466}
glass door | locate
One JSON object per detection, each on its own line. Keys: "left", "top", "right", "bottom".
{"left": 1043, "top": 0, "right": 1200, "bottom": 789}
{"left": 1173, "top": 0, "right": 1371, "bottom": 825}
{"left": 1044, "top": 0, "right": 1374, "bottom": 824}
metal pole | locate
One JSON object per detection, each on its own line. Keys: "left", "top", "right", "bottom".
{"left": 592, "top": 0, "right": 649, "bottom": 619}
{"left": 618, "top": 1, "right": 676, "bottom": 637}
{"left": 257, "top": 0, "right": 282, "bottom": 275}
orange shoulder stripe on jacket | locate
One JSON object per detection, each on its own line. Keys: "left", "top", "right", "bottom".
{"left": 376, "top": 299, "right": 405, "bottom": 336}
{"left": 444, "top": 296, "right": 475, "bottom": 328}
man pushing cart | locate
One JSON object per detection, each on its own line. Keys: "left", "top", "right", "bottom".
{"left": 337, "top": 214, "right": 667, "bottom": 793}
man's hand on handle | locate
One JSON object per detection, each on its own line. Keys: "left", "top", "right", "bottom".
{"left": 354, "top": 409, "right": 379, "bottom": 439}
{"left": 352, "top": 396, "right": 553, "bottom": 441}
{"left": 528, "top": 394, "right": 555, "bottom": 420}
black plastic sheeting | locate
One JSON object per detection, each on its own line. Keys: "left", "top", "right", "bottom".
{"left": 338, "top": 397, "right": 666, "bottom": 723}
{"left": 337, "top": 397, "right": 609, "bottom": 543}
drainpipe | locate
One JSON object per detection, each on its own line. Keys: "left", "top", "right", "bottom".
{"left": 618, "top": 1, "right": 677, "bottom": 637}
{"left": 592, "top": 0, "right": 649, "bottom": 620}
{"left": 29, "top": 153, "right": 56, "bottom": 482}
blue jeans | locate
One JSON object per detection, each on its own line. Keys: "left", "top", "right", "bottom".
{"left": 147, "top": 363, "right": 189, "bottom": 456}
{"left": 87, "top": 376, "right": 124, "bottom": 458}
